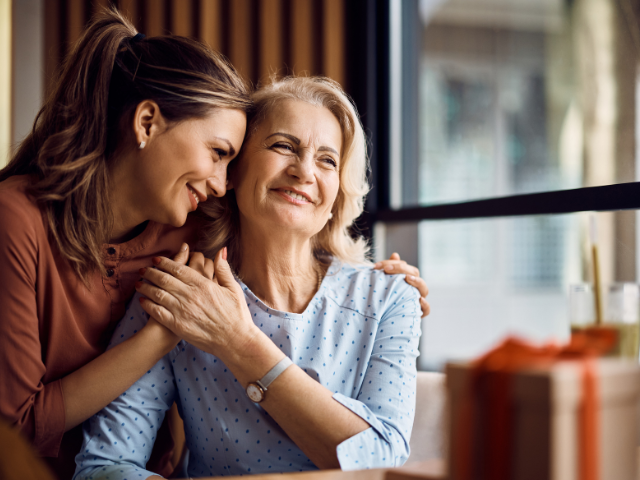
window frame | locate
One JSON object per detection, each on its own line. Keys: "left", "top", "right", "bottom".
{"left": 345, "top": 0, "right": 640, "bottom": 233}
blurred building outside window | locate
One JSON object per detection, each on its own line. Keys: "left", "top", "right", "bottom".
{"left": 378, "top": 0, "right": 640, "bottom": 370}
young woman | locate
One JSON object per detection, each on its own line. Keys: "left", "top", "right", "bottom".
{"left": 75, "top": 77, "right": 422, "bottom": 479}
{"left": 0, "top": 8, "right": 428, "bottom": 480}
{"left": 0, "top": 9, "right": 249, "bottom": 479}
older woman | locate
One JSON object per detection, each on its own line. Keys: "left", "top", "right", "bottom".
{"left": 74, "top": 77, "right": 422, "bottom": 479}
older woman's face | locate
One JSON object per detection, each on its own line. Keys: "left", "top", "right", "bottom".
{"left": 231, "top": 99, "right": 341, "bottom": 237}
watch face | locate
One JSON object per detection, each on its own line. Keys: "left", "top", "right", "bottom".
{"left": 246, "top": 383, "right": 264, "bottom": 403}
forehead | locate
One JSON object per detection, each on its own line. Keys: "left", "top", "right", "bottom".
{"left": 257, "top": 100, "right": 342, "bottom": 147}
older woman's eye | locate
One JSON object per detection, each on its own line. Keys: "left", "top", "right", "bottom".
{"left": 272, "top": 142, "right": 294, "bottom": 152}
{"left": 322, "top": 157, "right": 338, "bottom": 168}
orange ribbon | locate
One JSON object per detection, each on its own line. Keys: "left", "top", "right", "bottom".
{"left": 454, "top": 327, "right": 617, "bottom": 480}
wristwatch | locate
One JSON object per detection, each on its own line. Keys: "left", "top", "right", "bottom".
{"left": 245, "top": 356, "right": 293, "bottom": 403}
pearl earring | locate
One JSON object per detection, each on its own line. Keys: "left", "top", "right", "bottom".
{"left": 139, "top": 141, "right": 146, "bottom": 149}
{"left": 329, "top": 212, "right": 333, "bottom": 219}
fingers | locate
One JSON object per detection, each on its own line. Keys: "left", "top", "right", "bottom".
{"left": 188, "top": 252, "right": 215, "bottom": 280}
{"left": 149, "top": 255, "right": 201, "bottom": 286}
{"left": 405, "top": 274, "right": 430, "bottom": 318}
{"left": 374, "top": 260, "right": 420, "bottom": 277}
{"left": 139, "top": 263, "right": 191, "bottom": 300}
{"left": 172, "top": 243, "right": 190, "bottom": 265}
{"left": 390, "top": 252, "right": 401, "bottom": 260}
{"left": 405, "top": 274, "right": 428, "bottom": 298}
{"left": 138, "top": 295, "right": 177, "bottom": 333}
{"left": 420, "top": 297, "right": 431, "bottom": 318}
{"left": 135, "top": 279, "right": 179, "bottom": 312}
{"left": 212, "top": 247, "right": 235, "bottom": 288}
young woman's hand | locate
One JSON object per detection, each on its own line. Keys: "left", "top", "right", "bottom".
{"left": 135, "top": 248, "right": 260, "bottom": 363}
{"left": 140, "top": 243, "right": 190, "bottom": 351}
{"left": 374, "top": 252, "right": 430, "bottom": 317}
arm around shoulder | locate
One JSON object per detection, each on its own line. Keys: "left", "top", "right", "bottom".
{"left": 0, "top": 194, "right": 67, "bottom": 455}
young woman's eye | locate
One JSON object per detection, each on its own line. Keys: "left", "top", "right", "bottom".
{"left": 213, "top": 148, "right": 227, "bottom": 160}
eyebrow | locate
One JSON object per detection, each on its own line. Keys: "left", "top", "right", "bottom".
{"left": 266, "top": 132, "right": 340, "bottom": 157}
{"left": 216, "top": 137, "right": 236, "bottom": 157}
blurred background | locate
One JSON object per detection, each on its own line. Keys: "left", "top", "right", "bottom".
{"left": 2, "top": 0, "right": 640, "bottom": 370}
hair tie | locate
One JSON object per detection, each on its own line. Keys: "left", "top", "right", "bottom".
{"left": 132, "top": 32, "right": 146, "bottom": 42}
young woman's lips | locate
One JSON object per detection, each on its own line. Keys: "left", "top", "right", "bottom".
{"left": 274, "top": 189, "right": 312, "bottom": 206}
{"left": 187, "top": 185, "right": 199, "bottom": 211}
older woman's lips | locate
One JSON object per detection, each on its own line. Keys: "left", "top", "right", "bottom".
{"left": 274, "top": 189, "right": 312, "bottom": 205}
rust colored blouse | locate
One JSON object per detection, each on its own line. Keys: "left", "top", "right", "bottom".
{"left": 0, "top": 176, "right": 198, "bottom": 479}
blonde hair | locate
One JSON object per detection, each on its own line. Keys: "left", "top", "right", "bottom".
{"left": 199, "top": 76, "right": 371, "bottom": 268}
{"left": 1, "top": 7, "right": 251, "bottom": 283}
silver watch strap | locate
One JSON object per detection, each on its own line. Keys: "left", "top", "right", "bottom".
{"left": 256, "top": 356, "right": 293, "bottom": 390}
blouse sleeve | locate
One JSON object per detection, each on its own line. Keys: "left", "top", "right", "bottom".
{"left": 73, "top": 293, "right": 178, "bottom": 480}
{"left": 0, "top": 195, "right": 66, "bottom": 456}
{"left": 332, "top": 278, "right": 422, "bottom": 470}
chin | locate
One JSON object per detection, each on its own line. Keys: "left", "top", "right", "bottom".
{"left": 160, "top": 210, "right": 190, "bottom": 229}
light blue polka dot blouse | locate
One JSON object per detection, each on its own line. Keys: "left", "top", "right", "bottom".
{"left": 74, "top": 260, "right": 421, "bottom": 479}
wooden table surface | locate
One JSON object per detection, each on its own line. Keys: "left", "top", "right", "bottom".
{"left": 193, "top": 460, "right": 445, "bottom": 480}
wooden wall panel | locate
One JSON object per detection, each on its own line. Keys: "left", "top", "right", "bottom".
{"left": 290, "top": 0, "right": 313, "bottom": 75}
{"left": 144, "top": 0, "right": 166, "bottom": 37}
{"left": 323, "top": 0, "right": 344, "bottom": 86}
{"left": 229, "top": 0, "right": 253, "bottom": 82}
{"left": 44, "top": 0, "right": 61, "bottom": 96}
{"left": 118, "top": 0, "right": 139, "bottom": 24}
{"left": 170, "top": 0, "right": 192, "bottom": 36}
{"left": 199, "top": 0, "right": 222, "bottom": 52}
{"left": 66, "top": 0, "right": 86, "bottom": 46}
{"left": 259, "top": 0, "right": 283, "bottom": 83}
{"left": 44, "top": 0, "right": 347, "bottom": 93}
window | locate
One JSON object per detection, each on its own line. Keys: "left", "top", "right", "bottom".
{"left": 346, "top": 0, "right": 640, "bottom": 370}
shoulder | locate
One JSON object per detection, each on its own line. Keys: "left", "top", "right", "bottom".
{"left": 324, "top": 261, "right": 420, "bottom": 321}
{"left": 0, "top": 176, "right": 46, "bottom": 254}
{"left": 0, "top": 175, "right": 43, "bottom": 232}
{"left": 0, "top": 174, "right": 41, "bottom": 212}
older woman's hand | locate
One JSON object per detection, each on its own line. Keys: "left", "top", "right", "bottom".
{"left": 374, "top": 252, "right": 430, "bottom": 317}
{"left": 135, "top": 248, "right": 259, "bottom": 361}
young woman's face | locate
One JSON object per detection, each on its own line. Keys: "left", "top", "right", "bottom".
{"left": 231, "top": 100, "right": 342, "bottom": 238}
{"left": 135, "top": 108, "right": 246, "bottom": 228}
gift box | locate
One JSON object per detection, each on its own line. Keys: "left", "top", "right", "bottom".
{"left": 446, "top": 338, "right": 640, "bottom": 480}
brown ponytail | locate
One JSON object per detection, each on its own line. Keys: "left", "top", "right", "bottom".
{"left": 0, "top": 7, "right": 251, "bottom": 283}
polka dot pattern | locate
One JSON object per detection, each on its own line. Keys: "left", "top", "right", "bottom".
{"left": 74, "top": 260, "right": 421, "bottom": 479}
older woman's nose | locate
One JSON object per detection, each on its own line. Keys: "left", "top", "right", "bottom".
{"left": 287, "top": 155, "right": 315, "bottom": 184}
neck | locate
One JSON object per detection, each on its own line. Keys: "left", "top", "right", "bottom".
{"left": 108, "top": 153, "right": 149, "bottom": 244}
{"left": 237, "top": 219, "right": 322, "bottom": 314}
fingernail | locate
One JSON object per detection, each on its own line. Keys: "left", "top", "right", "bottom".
{"left": 139, "top": 268, "right": 147, "bottom": 275}
{"left": 138, "top": 296, "right": 145, "bottom": 303}
{"left": 374, "top": 262, "right": 381, "bottom": 268}
{"left": 135, "top": 281, "right": 142, "bottom": 289}
{"left": 407, "top": 275, "right": 415, "bottom": 281}
{"left": 181, "top": 243, "right": 188, "bottom": 251}
{"left": 152, "top": 257, "right": 161, "bottom": 265}
{"left": 387, "top": 265, "right": 394, "bottom": 271}
{"left": 222, "top": 247, "right": 228, "bottom": 261}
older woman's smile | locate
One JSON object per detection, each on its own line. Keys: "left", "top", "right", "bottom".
{"left": 273, "top": 187, "right": 314, "bottom": 205}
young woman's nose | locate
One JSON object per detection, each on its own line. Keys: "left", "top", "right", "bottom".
{"left": 206, "top": 176, "right": 226, "bottom": 198}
